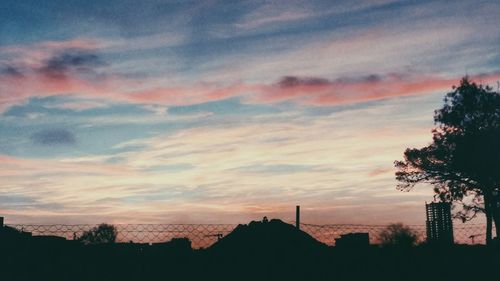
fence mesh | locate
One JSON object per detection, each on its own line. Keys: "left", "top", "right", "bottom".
{"left": 299, "top": 223, "right": 490, "bottom": 246}
{"left": 6, "top": 222, "right": 492, "bottom": 249}
{"left": 7, "top": 224, "right": 237, "bottom": 249}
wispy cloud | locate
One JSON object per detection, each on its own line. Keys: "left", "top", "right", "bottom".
{"left": 1, "top": 0, "right": 500, "bottom": 224}
{"left": 2, "top": 1, "right": 500, "bottom": 112}
{"left": 0, "top": 96, "right": 438, "bottom": 223}
{"left": 2, "top": 40, "right": 499, "bottom": 113}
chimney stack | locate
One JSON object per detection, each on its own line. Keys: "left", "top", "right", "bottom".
{"left": 296, "top": 206, "right": 300, "bottom": 229}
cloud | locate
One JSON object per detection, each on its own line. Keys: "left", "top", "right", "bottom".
{"left": 43, "top": 99, "right": 110, "bottom": 111}
{"left": 1, "top": 35, "right": 499, "bottom": 113}
{"left": 234, "top": 164, "right": 316, "bottom": 175}
{"left": 228, "top": 0, "right": 398, "bottom": 37}
{"left": 31, "top": 129, "right": 76, "bottom": 146}
{"left": 2, "top": 6, "right": 500, "bottom": 114}
{"left": 203, "top": 5, "right": 500, "bottom": 85}
{"left": 0, "top": 38, "right": 99, "bottom": 55}
{"left": 38, "top": 50, "right": 104, "bottom": 79}
{"left": 0, "top": 95, "right": 439, "bottom": 223}
{"left": 252, "top": 73, "right": 500, "bottom": 105}
{"left": 277, "top": 76, "right": 330, "bottom": 88}
{"left": 0, "top": 41, "right": 115, "bottom": 112}
{"left": 2, "top": 44, "right": 499, "bottom": 114}
{"left": 1, "top": 0, "right": 499, "bottom": 226}
{"left": 235, "top": 4, "right": 312, "bottom": 31}
{"left": 0, "top": 194, "right": 63, "bottom": 211}
{"left": 0, "top": 65, "right": 24, "bottom": 77}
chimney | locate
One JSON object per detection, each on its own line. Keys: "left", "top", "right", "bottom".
{"left": 296, "top": 206, "right": 300, "bottom": 229}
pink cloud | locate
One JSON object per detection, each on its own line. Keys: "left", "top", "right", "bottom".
{"left": 253, "top": 73, "right": 500, "bottom": 105}
{"left": 0, "top": 71, "right": 114, "bottom": 112}
{"left": 2, "top": 39, "right": 500, "bottom": 112}
{"left": 123, "top": 73, "right": 500, "bottom": 108}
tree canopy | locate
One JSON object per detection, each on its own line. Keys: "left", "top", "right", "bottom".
{"left": 77, "top": 223, "right": 117, "bottom": 245}
{"left": 379, "top": 223, "right": 418, "bottom": 248}
{"left": 395, "top": 77, "right": 500, "bottom": 239}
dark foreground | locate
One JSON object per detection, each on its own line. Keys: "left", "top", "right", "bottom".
{"left": 1, "top": 220, "right": 498, "bottom": 281}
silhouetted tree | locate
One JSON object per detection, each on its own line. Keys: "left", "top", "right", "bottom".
{"left": 77, "top": 223, "right": 117, "bottom": 245}
{"left": 395, "top": 77, "right": 500, "bottom": 244}
{"left": 379, "top": 223, "right": 418, "bottom": 247}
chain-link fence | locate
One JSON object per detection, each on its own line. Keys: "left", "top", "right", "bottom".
{"left": 7, "top": 224, "right": 237, "bottom": 249}
{"left": 299, "top": 223, "right": 490, "bottom": 246}
{"left": 6, "top": 222, "right": 491, "bottom": 248}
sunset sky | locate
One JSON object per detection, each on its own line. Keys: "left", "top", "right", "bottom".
{"left": 1, "top": 0, "right": 499, "bottom": 225}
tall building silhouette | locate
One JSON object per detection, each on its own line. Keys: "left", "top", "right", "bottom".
{"left": 426, "top": 202, "right": 454, "bottom": 244}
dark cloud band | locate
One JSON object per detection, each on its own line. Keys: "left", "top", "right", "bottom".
{"left": 38, "top": 49, "right": 104, "bottom": 79}
{"left": 31, "top": 129, "right": 76, "bottom": 146}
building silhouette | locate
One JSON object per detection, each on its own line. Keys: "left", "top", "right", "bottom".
{"left": 335, "top": 233, "right": 369, "bottom": 248}
{"left": 426, "top": 202, "right": 454, "bottom": 244}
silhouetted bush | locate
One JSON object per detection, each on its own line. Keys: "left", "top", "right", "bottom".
{"left": 77, "top": 223, "right": 117, "bottom": 245}
{"left": 379, "top": 223, "right": 418, "bottom": 247}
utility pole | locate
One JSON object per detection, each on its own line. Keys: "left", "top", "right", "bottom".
{"left": 296, "top": 206, "right": 300, "bottom": 229}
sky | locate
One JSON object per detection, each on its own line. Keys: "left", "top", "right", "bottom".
{"left": 1, "top": 0, "right": 499, "bottom": 225}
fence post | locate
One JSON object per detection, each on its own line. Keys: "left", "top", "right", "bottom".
{"left": 0, "top": 216, "right": 4, "bottom": 227}
{"left": 296, "top": 206, "right": 300, "bottom": 229}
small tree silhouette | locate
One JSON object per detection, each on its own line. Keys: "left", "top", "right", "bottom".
{"left": 379, "top": 223, "right": 418, "bottom": 248}
{"left": 77, "top": 223, "right": 117, "bottom": 245}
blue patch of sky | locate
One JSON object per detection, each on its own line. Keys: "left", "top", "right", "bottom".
{"left": 0, "top": 92, "right": 441, "bottom": 159}
{"left": 2, "top": 96, "right": 147, "bottom": 118}
{"left": 0, "top": 0, "right": 185, "bottom": 44}
{"left": 168, "top": 97, "right": 278, "bottom": 116}
{"left": 0, "top": 98, "right": 159, "bottom": 157}
{"left": 0, "top": 194, "right": 64, "bottom": 210}
{"left": 302, "top": 100, "right": 387, "bottom": 117}
{"left": 0, "top": 194, "right": 36, "bottom": 205}
{"left": 2, "top": 0, "right": 495, "bottom": 49}
{"left": 484, "top": 54, "right": 500, "bottom": 75}
{"left": 0, "top": 1, "right": 412, "bottom": 58}
{"left": 0, "top": 96, "right": 291, "bottom": 158}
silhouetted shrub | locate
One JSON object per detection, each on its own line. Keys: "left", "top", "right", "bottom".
{"left": 379, "top": 223, "right": 418, "bottom": 247}
{"left": 77, "top": 223, "right": 117, "bottom": 245}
